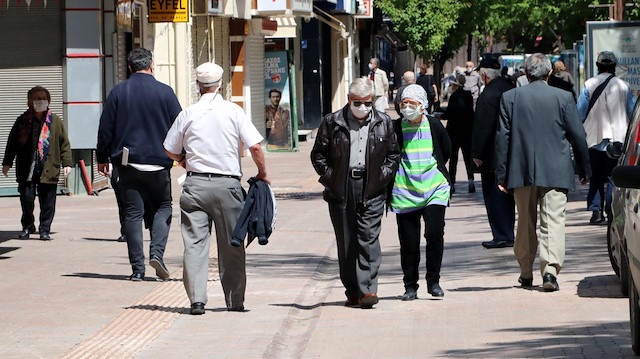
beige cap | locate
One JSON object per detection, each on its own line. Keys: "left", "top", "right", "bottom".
{"left": 196, "top": 62, "right": 223, "bottom": 85}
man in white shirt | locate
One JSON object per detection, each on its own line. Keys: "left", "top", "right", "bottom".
{"left": 577, "top": 51, "right": 636, "bottom": 224}
{"left": 164, "top": 62, "right": 269, "bottom": 315}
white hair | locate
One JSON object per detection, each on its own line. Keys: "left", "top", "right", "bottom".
{"left": 525, "top": 53, "right": 552, "bottom": 81}
{"left": 479, "top": 68, "right": 500, "bottom": 81}
{"left": 349, "top": 77, "right": 374, "bottom": 98}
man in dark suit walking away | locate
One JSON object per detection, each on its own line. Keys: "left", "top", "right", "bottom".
{"left": 495, "top": 53, "right": 591, "bottom": 292}
{"left": 471, "top": 58, "right": 515, "bottom": 249}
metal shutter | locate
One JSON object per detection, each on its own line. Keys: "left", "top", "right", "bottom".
{"left": 246, "top": 32, "right": 265, "bottom": 134}
{"left": 0, "top": 4, "right": 64, "bottom": 195}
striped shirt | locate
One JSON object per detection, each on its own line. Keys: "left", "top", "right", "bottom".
{"left": 390, "top": 118, "right": 450, "bottom": 213}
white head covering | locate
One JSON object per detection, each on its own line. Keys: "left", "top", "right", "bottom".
{"left": 401, "top": 84, "right": 429, "bottom": 112}
{"left": 196, "top": 62, "right": 223, "bottom": 85}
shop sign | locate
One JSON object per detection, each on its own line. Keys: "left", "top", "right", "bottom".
{"left": 148, "top": 0, "right": 188, "bottom": 23}
{"left": 354, "top": 0, "right": 373, "bottom": 19}
{"left": 257, "top": 0, "right": 286, "bottom": 12}
{"left": 291, "top": 0, "right": 312, "bottom": 13}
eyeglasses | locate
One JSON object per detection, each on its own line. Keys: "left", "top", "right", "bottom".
{"left": 353, "top": 100, "right": 373, "bottom": 107}
{"left": 399, "top": 103, "right": 419, "bottom": 110}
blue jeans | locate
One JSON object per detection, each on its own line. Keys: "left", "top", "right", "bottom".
{"left": 116, "top": 165, "right": 172, "bottom": 275}
{"left": 586, "top": 148, "right": 616, "bottom": 217}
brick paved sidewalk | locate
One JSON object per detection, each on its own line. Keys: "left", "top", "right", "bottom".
{"left": 0, "top": 138, "right": 634, "bottom": 358}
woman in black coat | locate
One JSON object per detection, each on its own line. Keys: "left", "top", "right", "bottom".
{"left": 444, "top": 75, "right": 475, "bottom": 193}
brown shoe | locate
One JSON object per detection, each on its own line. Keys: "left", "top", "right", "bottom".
{"left": 359, "top": 293, "right": 379, "bottom": 309}
{"left": 344, "top": 297, "right": 360, "bottom": 307}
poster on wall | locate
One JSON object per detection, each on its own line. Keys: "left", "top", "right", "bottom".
{"left": 257, "top": 0, "right": 286, "bottom": 12}
{"left": 587, "top": 21, "right": 640, "bottom": 96}
{"left": 264, "top": 51, "right": 293, "bottom": 151}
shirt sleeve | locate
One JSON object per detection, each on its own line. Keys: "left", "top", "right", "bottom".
{"left": 163, "top": 111, "right": 186, "bottom": 155}
{"left": 576, "top": 86, "right": 590, "bottom": 122}
{"left": 237, "top": 108, "right": 264, "bottom": 147}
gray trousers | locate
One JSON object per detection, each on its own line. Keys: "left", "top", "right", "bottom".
{"left": 328, "top": 177, "right": 384, "bottom": 299}
{"left": 513, "top": 186, "right": 567, "bottom": 279}
{"left": 180, "top": 176, "right": 246, "bottom": 308}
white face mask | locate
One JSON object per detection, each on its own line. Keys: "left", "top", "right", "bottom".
{"left": 368, "top": 63, "right": 374, "bottom": 71}
{"left": 350, "top": 102, "right": 372, "bottom": 119}
{"left": 33, "top": 100, "right": 48, "bottom": 112}
{"left": 400, "top": 104, "right": 423, "bottom": 122}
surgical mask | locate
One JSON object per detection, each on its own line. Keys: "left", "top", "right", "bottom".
{"left": 350, "top": 102, "right": 372, "bottom": 119}
{"left": 368, "top": 63, "right": 374, "bottom": 71}
{"left": 400, "top": 104, "right": 423, "bottom": 122}
{"left": 33, "top": 100, "right": 48, "bottom": 112}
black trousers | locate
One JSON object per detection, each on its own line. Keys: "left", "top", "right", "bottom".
{"left": 449, "top": 136, "right": 474, "bottom": 185}
{"left": 396, "top": 205, "right": 446, "bottom": 291}
{"left": 328, "top": 177, "right": 384, "bottom": 299}
{"left": 18, "top": 181, "right": 57, "bottom": 233}
{"left": 480, "top": 170, "right": 515, "bottom": 243}
{"left": 116, "top": 165, "right": 172, "bottom": 275}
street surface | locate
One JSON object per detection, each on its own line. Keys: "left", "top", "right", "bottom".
{"left": 0, "top": 114, "right": 634, "bottom": 358}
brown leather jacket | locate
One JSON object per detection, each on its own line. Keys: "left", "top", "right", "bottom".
{"left": 311, "top": 105, "right": 400, "bottom": 205}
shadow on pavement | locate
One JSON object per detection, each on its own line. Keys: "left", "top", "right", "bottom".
{"left": 62, "top": 272, "right": 175, "bottom": 282}
{"left": 0, "top": 230, "right": 19, "bottom": 243}
{"left": 443, "top": 321, "right": 633, "bottom": 358}
{"left": 82, "top": 237, "right": 123, "bottom": 242}
{"left": 0, "top": 246, "right": 20, "bottom": 259}
{"left": 577, "top": 274, "right": 626, "bottom": 298}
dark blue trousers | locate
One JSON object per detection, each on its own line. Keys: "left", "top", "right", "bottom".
{"left": 481, "top": 170, "right": 515, "bottom": 243}
{"left": 587, "top": 148, "right": 616, "bottom": 217}
{"left": 116, "top": 165, "right": 172, "bottom": 275}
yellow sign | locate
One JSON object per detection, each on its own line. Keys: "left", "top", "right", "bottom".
{"left": 148, "top": 0, "right": 189, "bottom": 23}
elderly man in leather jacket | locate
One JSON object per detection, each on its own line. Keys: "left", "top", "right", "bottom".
{"left": 311, "top": 77, "right": 400, "bottom": 309}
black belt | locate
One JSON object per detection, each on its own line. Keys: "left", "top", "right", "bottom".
{"left": 350, "top": 168, "right": 366, "bottom": 179}
{"left": 187, "top": 171, "right": 240, "bottom": 181}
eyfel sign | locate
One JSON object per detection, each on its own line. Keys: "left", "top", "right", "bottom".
{"left": 148, "top": 0, "right": 189, "bottom": 23}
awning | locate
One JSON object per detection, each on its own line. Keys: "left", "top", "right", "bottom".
{"left": 266, "top": 16, "right": 297, "bottom": 39}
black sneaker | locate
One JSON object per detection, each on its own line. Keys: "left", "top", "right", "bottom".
{"left": 589, "top": 211, "right": 604, "bottom": 225}
{"left": 149, "top": 255, "right": 170, "bottom": 279}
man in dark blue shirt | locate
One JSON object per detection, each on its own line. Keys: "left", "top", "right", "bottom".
{"left": 97, "top": 48, "right": 182, "bottom": 281}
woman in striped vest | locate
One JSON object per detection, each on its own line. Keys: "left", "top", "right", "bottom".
{"left": 390, "top": 84, "right": 452, "bottom": 301}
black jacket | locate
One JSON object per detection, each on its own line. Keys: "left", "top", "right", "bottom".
{"left": 444, "top": 88, "right": 474, "bottom": 143}
{"left": 471, "top": 77, "right": 514, "bottom": 171}
{"left": 231, "top": 178, "right": 275, "bottom": 247}
{"left": 310, "top": 105, "right": 400, "bottom": 205}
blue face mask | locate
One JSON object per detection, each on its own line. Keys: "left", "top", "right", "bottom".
{"left": 400, "top": 104, "right": 423, "bottom": 122}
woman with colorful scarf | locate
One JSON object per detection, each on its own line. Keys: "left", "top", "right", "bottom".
{"left": 390, "top": 84, "right": 451, "bottom": 301}
{"left": 2, "top": 86, "right": 72, "bottom": 240}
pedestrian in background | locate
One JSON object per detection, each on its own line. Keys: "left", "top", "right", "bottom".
{"left": 369, "top": 58, "right": 389, "bottom": 113}
{"left": 548, "top": 60, "right": 576, "bottom": 100}
{"left": 471, "top": 57, "right": 516, "bottom": 249}
{"left": 97, "top": 48, "right": 182, "bottom": 282}
{"left": 443, "top": 74, "right": 475, "bottom": 194}
{"left": 164, "top": 62, "right": 269, "bottom": 315}
{"left": 463, "top": 61, "right": 483, "bottom": 108}
{"left": 495, "top": 53, "right": 591, "bottom": 292}
{"left": 394, "top": 70, "right": 416, "bottom": 117}
{"left": 416, "top": 63, "right": 438, "bottom": 113}
{"left": 311, "top": 77, "right": 400, "bottom": 309}
{"left": 2, "top": 86, "right": 72, "bottom": 240}
{"left": 390, "top": 84, "right": 451, "bottom": 301}
{"left": 577, "top": 51, "right": 635, "bottom": 225}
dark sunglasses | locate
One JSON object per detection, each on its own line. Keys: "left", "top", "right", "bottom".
{"left": 353, "top": 100, "right": 373, "bottom": 107}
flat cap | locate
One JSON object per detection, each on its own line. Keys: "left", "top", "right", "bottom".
{"left": 597, "top": 51, "right": 617, "bottom": 65}
{"left": 196, "top": 62, "right": 223, "bottom": 85}
{"left": 476, "top": 57, "right": 501, "bottom": 71}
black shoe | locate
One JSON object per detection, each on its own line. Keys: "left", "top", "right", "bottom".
{"left": 117, "top": 235, "right": 126, "bottom": 242}
{"left": 590, "top": 211, "right": 605, "bottom": 225}
{"left": 18, "top": 225, "right": 35, "bottom": 239}
{"left": 129, "top": 272, "right": 144, "bottom": 281}
{"left": 39, "top": 232, "right": 51, "bottom": 241}
{"left": 402, "top": 289, "right": 418, "bottom": 301}
{"left": 149, "top": 255, "right": 170, "bottom": 279}
{"left": 468, "top": 182, "right": 476, "bottom": 193}
{"left": 427, "top": 283, "right": 444, "bottom": 298}
{"left": 190, "top": 302, "right": 205, "bottom": 315}
{"left": 542, "top": 273, "right": 559, "bottom": 292}
{"left": 481, "top": 240, "right": 514, "bottom": 249}
{"left": 227, "top": 306, "right": 245, "bottom": 312}
{"left": 518, "top": 276, "right": 533, "bottom": 287}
